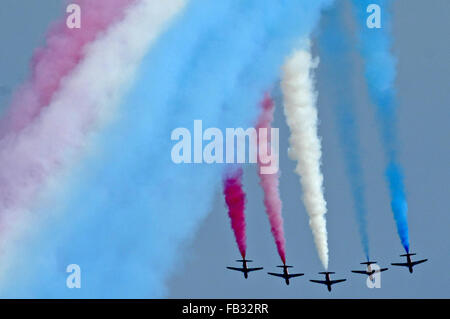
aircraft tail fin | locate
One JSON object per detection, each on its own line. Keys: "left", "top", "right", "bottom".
{"left": 400, "top": 253, "right": 416, "bottom": 257}
{"left": 319, "top": 272, "right": 335, "bottom": 275}
{"left": 277, "top": 265, "right": 293, "bottom": 268}
{"left": 360, "top": 261, "right": 376, "bottom": 265}
{"left": 236, "top": 259, "right": 252, "bottom": 262}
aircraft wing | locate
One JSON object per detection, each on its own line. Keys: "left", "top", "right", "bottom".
{"left": 227, "top": 267, "right": 245, "bottom": 273}
{"left": 330, "top": 279, "right": 346, "bottom": 285}
{"left": 309, "top": 280, "right": 327, "bottom": 285}
{"left": 351, "top": 270, "right": 368, "bottom": 275}
{"left": 268, "top": 272, "right": 285, "bottom": 278}
{"left": 378, "top": 268, "right": 389, "bottom": 272}
{"left": 287, "top": 273, "right": 304, "bottom": 278}
{"left": 391, "top": 262, "right": 409, "bottom": 267}
{"left": 411, "top": 259, "right": 428, "bottom": 266}
{"left": 247, "top": 267, "right": 263, "bottom": 272}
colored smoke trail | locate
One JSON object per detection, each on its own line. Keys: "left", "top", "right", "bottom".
{"left": 223, "top": 167, "right": 247, "bottom": 258}
{"left": 352, "top": 0, "right": 409, "bottom": 252}
{"left": 0, "top": 0, "right": 186, "bottom": 248}
{"left": 0, "top": 0, "right": 334, "bottom": 297}
{"left": 0, "top": 0, "right": 134, "bottom": 137}
{"left": 281, "top": 47, "right": 329, "bottom": 269}
{"left": 256, "top": 95, "right": 286, "bottom": 264}
{"left": 319, "top": 4, "right": 369, "bottom": 259}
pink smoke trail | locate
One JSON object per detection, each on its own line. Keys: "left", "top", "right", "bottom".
{"left": 223, "top": 167, "right": 247, "bottom": 259}
{"left": 0, "top": 0, "right": 134, "bottom": 137}
{"left": 256, "top": 94, "right": 286, "bottom": 264}
{"left": 0, "top": 0, "right": 185, "bottom": 242}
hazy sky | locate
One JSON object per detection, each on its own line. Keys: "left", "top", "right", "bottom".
{"left": 1, "top": 0, "right": 449, "bottom": 298}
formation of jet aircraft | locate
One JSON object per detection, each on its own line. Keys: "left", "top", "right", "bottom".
{"left": 310, "top": 272, "right": 347, "bottom": 292}
{"left": 391, "top": 253, "right": 428, "bottom": 273}
{"left": 226, "top": 258, "right": 263, "bottom": 279}
{"left": 351, "top": 260, "right": 389, "bottom": 281}
{"left": 226, "top": 252, "right": 428, "bottom": 292}
{"left": 267, "top": 265, "right": 304, "bottom": 286}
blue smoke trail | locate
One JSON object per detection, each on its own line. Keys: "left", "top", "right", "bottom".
{"left": 318, "top": 4, "right": 370, "bottom": 259}
{"left": 352, "top": 0, "right": 409, "bottom": 252}
{"left": 0, "top": 0, "right": 333, "bottom": 298}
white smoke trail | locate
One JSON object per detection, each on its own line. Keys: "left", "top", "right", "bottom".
{"left": 0, "top": 0, "right": 187, "bottom": 282}
{"left": 281, "top": 47, "right": 329, "bottom": 269}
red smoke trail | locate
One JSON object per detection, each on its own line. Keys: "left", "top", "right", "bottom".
{"left": 256, "top": 94, "right": 286, "bottom": 264}
{"left": 223, "top": 167, "right": 247, "bottom": 259}
{"left": 0, "top": 0, "right": 134, "bottom": 137}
